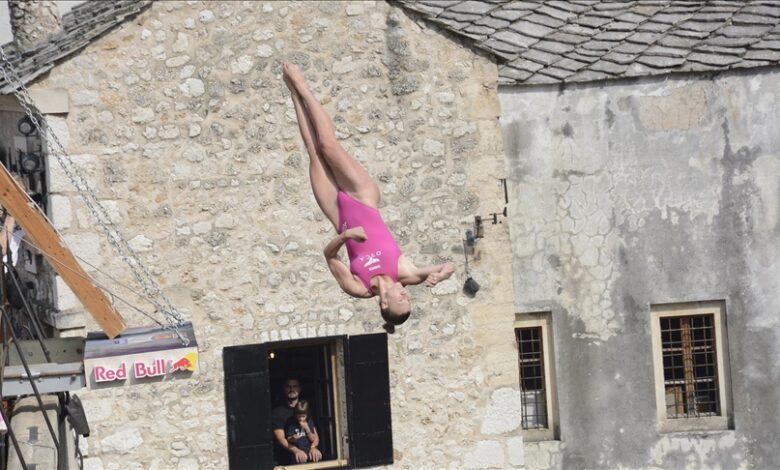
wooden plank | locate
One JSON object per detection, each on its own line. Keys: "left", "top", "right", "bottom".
{"left": 0, "top": 164, "right": 125, "bottom": 338}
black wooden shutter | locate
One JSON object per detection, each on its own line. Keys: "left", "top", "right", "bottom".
{"left": 346, "top": 333, "right": 393, "bottom": 468}
{"left": 223, "top": 343, "right": 274, "bottom": 470}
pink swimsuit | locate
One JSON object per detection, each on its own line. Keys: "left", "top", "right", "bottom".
{"left": 337, "top": 191, "right": 402, "bottom": 295}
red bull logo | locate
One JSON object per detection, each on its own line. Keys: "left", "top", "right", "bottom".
{"left": 169, "top": 352, "right": 198, "bottom": 373}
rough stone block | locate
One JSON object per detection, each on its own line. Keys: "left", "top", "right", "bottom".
{"left": 464, "top": 440, "right": 505, "bottom": 469}
{"left": 480, "top": 387, "right": 523, "bottom": 434}
{"left": 50, "top": 194, "right": 72, "bottom": 229}
{"left": 507, "top": 436, "right": 525, "bottom": 466}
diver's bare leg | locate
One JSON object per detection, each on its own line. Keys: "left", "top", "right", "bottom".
{"left": 283, "top": 64, "right": 380, "bottom": 207}
{"left": 286, "top": 76, "right": 340, "bottom": 229}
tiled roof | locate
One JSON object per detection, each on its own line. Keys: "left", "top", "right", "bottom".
{"left": 0, "top": 0, "right": 151, "bottom": 93}
{"left": 393, "top": 0, "right": 780, "bottom": 85}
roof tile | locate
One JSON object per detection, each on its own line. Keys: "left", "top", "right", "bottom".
{"left": 704, "top": 35, "right": 761, "bottom": 47}
{"left": 440, "top": 10, "right": 483, "bottom": 22}
{"left": 612, "top": 42, "right": 650, "bottom": 54}
{"left": 636, "top": 21, "right": 675, "bottom": 33}
{"left": 602, "top": 51, "right": 639, "bottom": 64}
{"left": 534, "top": 40, "right": 576, "bottom": 55}
{"left": 589, "top": 59, "right": 628, "bottom": 75}
{"left": 500, "top": 66, "right": 533, "bottom": 81}
{"left": 535, "top": 5, "right": 578, "bottom": 22}
{"left": 477, "top": 16, "right": 511, "bottom": 29}
{"left": 752, "top": 40, "right": 780, "bottom": 50}
{"left": 489, "top": 9, "right": 530, "bottom": 22}
{"left": 481, "top": 37, "right": 526, "bottom": 55}
{"left": 744, "top": 49, "right": 780, "bottom": 61}
{"left": 692, "top": 44, "right": 746, "bottom": 56}
{"left": 538, "top": 66, "right": 576, "bottom": 79}
{"left": 554, "top": 57, "right": 590, "bottom": 71}
{"left": 627, "top": 32, "right": 663, "bottom": 45}
{"left": 524, "top": 72, "right": 562, "bottom": 84}
{"left": 546, "top": 1, "right": 591, "bottom": 14}
{"left": 635, "top": 54, "right": 686, "bottom": 68}
{"left": 595, "top": 31, "right": 633, "bottom": 41}
{"left": 492, "top": 30, "right": 538, "bottom": 49}
{"left": 393, "top": 0, "right": 780, "bottom": 86}
{"left": 546, "top": 32, "right": 590, "bottom": 45}
{"left": 568, "top": 69, "right": 612, "bottom": 82}
{"left": 521, "top": 48, "right": 561, "bottom": 65}
{"left": 565, "top": 51, "right": 601, "bottom": 64}
{"left": 741, "top": 5, "right": 780, "bottom": 17}
{"left": 576, "top": 15, "right": 612, "bottom": 28}
{"left": 731, "top": 14, "right": 778, "bottom": 26}
{"left": 658, "top": 34, "right": 701, "bottom": 49}
{"left": 448, "top": 1, "right": 497, "bottom": 15}
{"left": 510, "top": 20, "right": 556, "bottom": 38}
{"left": 583, "top": 41, "right": 620, "bottom": 54}
{"left": 524, "top": 13, "right": 566, "bottom": 29}
{"left": 719, "top": 25, "right": 774, "bottom": 38}
{"left": 687, "top": 52, "right": 742, "bottom": 66}
{"left": 508, "top": 57, "right": 545, "bottom": 73}
{"left": 465, "top": 24, "right": 497, "bottom": 35}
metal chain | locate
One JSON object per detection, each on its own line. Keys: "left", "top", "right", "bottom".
{"left": 0, "top": 46, "right": 188, "bottom": 345}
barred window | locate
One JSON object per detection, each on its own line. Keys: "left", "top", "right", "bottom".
{"left": 661, "top": 314, "right": 719, "bottom": 418}
{"left": 514, "top": 312, "right": 558, "bottom": 441}
{"left": 516, "top": 327, "right": 547, "bottom": 429}
{"left": 651, "top": 301, "right": 732, "bottom": 433}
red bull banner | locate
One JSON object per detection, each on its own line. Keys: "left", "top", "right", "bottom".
{"left": 84, "top": 322, "right": 198, "bottom": 389}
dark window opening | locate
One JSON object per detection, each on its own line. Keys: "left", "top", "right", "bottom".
{"left": 661, "top": 314, "right": 720, "bottom": 419}
{"left": 268, "top": 342, "right": 340, "bottom": 466}
{"left": 516, "top": 326, "right": 547, "bottom": 429}
{"left": 223, "top": 333, "right": 393, "bottom": 470}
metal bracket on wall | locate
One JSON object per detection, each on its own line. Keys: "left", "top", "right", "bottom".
{"left": 464, "top": 178, "right": 509, "bottom": 253}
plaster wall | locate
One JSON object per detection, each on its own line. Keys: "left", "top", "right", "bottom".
{"left": 501, "top": 70, "right": 780, "bottom": 469}
{"left": 29, "top": 1, "right": 520, "bottom": 469}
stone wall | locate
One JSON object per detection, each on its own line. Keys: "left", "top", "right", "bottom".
{"left": 501, "top": 70, "right": 780, "bottom": 468}
{"left": 32, "top": 1, "right": 518, "bottom": 469}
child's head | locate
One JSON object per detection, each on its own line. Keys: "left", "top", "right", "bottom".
{"left": 294, "top": 400, "right": 309, "bottom": 423}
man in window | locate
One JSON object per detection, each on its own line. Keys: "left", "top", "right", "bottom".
{"left": 272, "top": 378, "right": 322, "bottom": 465}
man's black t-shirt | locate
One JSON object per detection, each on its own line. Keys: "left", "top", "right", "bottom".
{"left": 272, "top": 404, "right": 294, "bottom": 431}
{"left": 272, "top": 404, "right": 295, "bottom": 465}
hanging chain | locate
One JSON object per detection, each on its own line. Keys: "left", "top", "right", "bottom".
{"left": 0, "top": 46, "right": 188, "bottom": 345}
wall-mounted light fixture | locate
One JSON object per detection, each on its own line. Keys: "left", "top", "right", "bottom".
{"left": 17, "top": 116, "right": 38, "bottom": 136}
{"left": 461, "top": 179, "right": 510, "bottom": 297}
{"left": 20, "top": 153, "right": 42, "bottom": 173}
{"left": 462, "top": 238, "right": 480, "bottom": 297}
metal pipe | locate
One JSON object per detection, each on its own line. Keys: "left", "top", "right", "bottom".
{"left": 0, "top": 310, "right": 60, "bottom": 453}
{"left": 0, "top": 306, "right": 29, "bottom": 470}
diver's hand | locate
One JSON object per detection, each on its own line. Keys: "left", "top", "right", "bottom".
{"left": 424, "top": 262, "right": 455, "bottom": 287}
{"left": 343, "top": 226, "right": 367, "bottom": 242}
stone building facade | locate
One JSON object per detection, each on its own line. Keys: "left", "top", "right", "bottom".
{"left": 25, "top": 1, "right": 516, "bottom": 469}
{"left": 3, "top": 0, "right": 779, "bottom": 469}
{"left": 501, "top": 69, "right": 780, "bottom": 469}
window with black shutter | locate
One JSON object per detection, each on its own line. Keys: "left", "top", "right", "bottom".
{"left": 223, "top": 334, "right": 393, "bottom": 470}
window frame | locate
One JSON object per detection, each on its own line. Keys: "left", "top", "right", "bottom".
{"left": 514, "top": 311, "right": 558, "bottom": 442}
{"left": 223, "top": 333, "right": 393, "bottom": 470}
{"left": 264, "top": 338, "right": 349, "bottom": 470}
{"left": 650, "top": 300, "right": 733, "bottom": 433}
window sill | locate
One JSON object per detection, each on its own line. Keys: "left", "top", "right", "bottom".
{"left": 276, "top": 459, "right": 349, "bottom": 470}
{"left": 657, "top": 416, "right": 730, "bottom": 434}
{"left": 522, "top": 428, "right": 556, "bottom": 442}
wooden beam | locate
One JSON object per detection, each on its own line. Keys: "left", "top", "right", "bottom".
{"left": 0, "top": 164, "right": 125, "bottom": 338}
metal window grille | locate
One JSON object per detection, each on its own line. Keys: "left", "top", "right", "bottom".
{"left": 660, "top": 314, "right": 720, "bottom": 419}
{"left": 516, "top": 327, "right": 547, "bottom": 429}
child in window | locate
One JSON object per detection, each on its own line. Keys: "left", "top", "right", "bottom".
{"left": 285, "top": 400, "right": 320, "bottom": 462}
